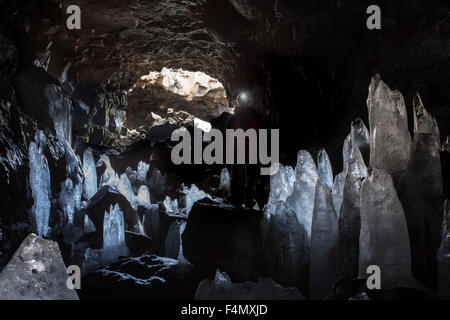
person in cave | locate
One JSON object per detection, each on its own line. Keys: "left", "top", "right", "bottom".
{"left": 227, "top": 91, "right": 263, "bottom": 209}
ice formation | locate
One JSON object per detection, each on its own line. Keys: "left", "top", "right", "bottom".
{"left": 350, "top": 118, "right": 370, "bottom": 163}
{"left": 286, "top": 150, "right": 318, "bottom": 238}
{"left": 265, "top": 201, "right": 309, "bottom": 290}
{"left": 165, "top": 220, "right": 186, "bottom": 260}
{"left": 367, "top": 74, "right": 411, "bottom": 180}
{"left": 398, "top": 133, "right": 444, "bottom": 289}
{"left": 45, "top": 84, "right": 73, "bottom": 145}
{"left": 310, "top": 181, "right": 339, "bottom": 299}
{"left": 183, "top": 184, "right": 212, "bottom": 214}
{"left": 438, "top": 201, "right": 450, "bottom": 299}
{"left": 82, "top": 148, "right": 97, "bottom": 200}
{"left": 338, "top": 156, "right": 365, "bottom": 279}
{"left": 218, "top": 167, "right": 231, "bottom": 195}
{"left": 331, "top": 172, "right": 345, "bottom": 216}
{"left": 59, "top": 178, "right": 82, "bottom": 225}
{"left": 136, "top": 185, "right": 151, "bottom": 208}
{"left": 98, "top": 154, "right": 120, "bottom": 188}
{"left": 317, "top": 149, "right": 333, "bottom": 190}
{"left": 29, "top": 140, "right": 51, "bottom": 237}
{"left": 359, "top": 169, "right": 417, "bottom": 289}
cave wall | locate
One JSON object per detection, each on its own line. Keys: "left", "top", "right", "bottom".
{"left": 2, "top": 0, "right": 450, "bottom": 171}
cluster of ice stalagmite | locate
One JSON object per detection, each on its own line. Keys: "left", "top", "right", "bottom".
{"left": 183, "top": 184, "right": 213, "bottom": 214}
{"left": 359, "top": 169, "right": 417, "bottom": 288}
{"left": 97, "top": 154, "right": 151, "bottom": 209}
{"left": 28, "top": 134, "right": 52, "bottom": 238}
{"left": 263, "top": 75, "right": 450, "bottom": 298}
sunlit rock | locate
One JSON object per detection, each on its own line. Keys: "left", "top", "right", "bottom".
{"left": 367, "top": 74, "right": 411, "bottom": 181}
{"left": 44, "top": 84, "right": 73, "bottom": 145}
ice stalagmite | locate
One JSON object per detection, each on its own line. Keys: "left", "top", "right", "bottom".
{"left": 286, "top": 150, "right": 318, "bottom": 238}
{"left": 163, "top": 196, "right": 179, "bottom": 213}
{"left": 98, "top": 154, "right": 120, "bottom": 188}
{"left": 367, "top": 74, "right": 411, "bottom": 181}
{"left": 413, "top": 93, "right": 440, "bottom": 146}
{"left": 183, "top": 184, "right": 212, "bottom": 214}
{"left": 338, "top": 154, "right": 366, "bottom": 279}
{"left": 136, "top": 185, "right": 151, "bottom": 208}
{"left": 310, "top": 181, "right": 339, "bottom": 299}
{"left": 265, "top": 164, "right": 293, "bottom": 215}
{"left": 29, "top": 141, "right": 51, "bottom": 238}
{"left": 286, "top": 165, "right": 295, "bottom": 190}
{"left": 343, "top": 134, "right": 352, "bottom": 174}
{"left": 165, "top": 220, "right": 187, "bottom": 261}
{"left": 59, "top": 178, "right": 81, "bottom": 225}
{"left": 103, "top": 203, "right": 127, "bottom": 260}
{"left": 350, "top": 118, "right": 370, "bottom": 165}
{"left": 136, "top": 161, "right": 149, "bottom": 183}
{"left": 398, "top": 133, "right": 444, "bottom": 289}
{"left": 82, "top": 148, "right": 97, "bottom": 200}
{"left": 317, "top": 149, "right": 333, "bottom": 191}
{"left": 359, "top": 169, "right": 417, "bottom": 289}
{"left": 438, "top": 201, "right": 450, "bottom": 299}
{"left": 45, "top": 84, "right": 73, "bottom": 145}
{"left": 265, "top": 201, "right": 309, "bottom": 292}
{"left": 219, "top": 167, "right": 231, "bottom": 195}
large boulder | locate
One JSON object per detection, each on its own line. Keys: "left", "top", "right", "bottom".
{"left": 0, "top": 233, "right": 78, "bottom": 300}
